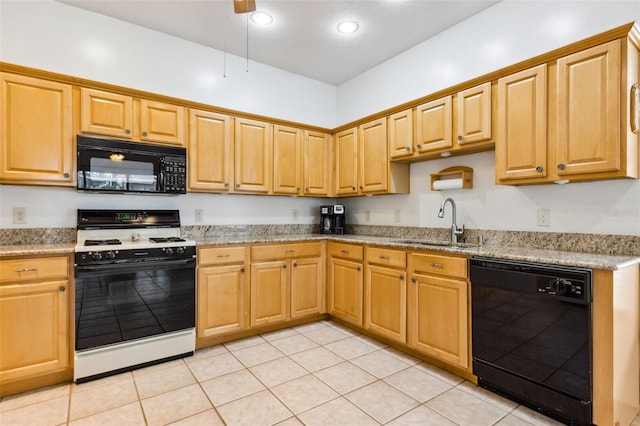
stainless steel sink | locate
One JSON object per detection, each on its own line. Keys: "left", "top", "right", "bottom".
{"left": 393, "top": 239, "right": 477, "bottom": 248}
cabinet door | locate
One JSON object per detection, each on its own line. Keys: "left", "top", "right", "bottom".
{"left": 0, "top": 73, "right": 73, "bottom": 186}
{"left": 273, "top": 125, "right": 302, "bottom": 195}
{"left": 80, "top": 88, "right": 133, "bottom": 139}
{"left": 250, "top": 260, "right": 289, "bottom": 327}
{"left": 197, "top": 264, "right": 247, "bottom": 338}
{"left": 139, "top": 100, "right": 185, "bottom": 146}
{"left": 188, "top": 110, "right": 233, "bottom": 192}
{"left": 291, "top": 257, "right": 324, "bottom": 318}
{"left": 389, "top": 109, "right": 413, "bottom": 158}
{"left": 359, "top": 118, "right": 388, "bottom": 193}
{"left": 409, "top": 274, "right": 468, "bottom": 369}
{"left": 0, "top": 280, "right": 69, "bottom": 383}
{"left": 556, "top": 40, "right": 621, "bottom": 176}
{"left": 365, "top": 265, "right": 406, "bottom": 344}
{"left": 496, "top": 65, "right": 548, "bottom": 182}
{"left": 327, "top": 257, "right": 363, "bottom": 326}
{"left": 303, "top": 131, "right": 330, "bottom": 196}
{"left": 235, "top": 118, "right": 273, "bottom": 193}
{"left": 457, "top": 82, "right": 492, "bottom": 145}
{"left": 415, "top": 96, "right": 452, "bottom": 153}
{"left": 334, "top": 128, "right": 359, "bottom": 196}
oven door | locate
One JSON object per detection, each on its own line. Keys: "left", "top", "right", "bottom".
{"left": 75, "top": 258, "right": 195, "bottom": 351}
{"left": 77, "top": 136, "right": 161, "bottom": 193}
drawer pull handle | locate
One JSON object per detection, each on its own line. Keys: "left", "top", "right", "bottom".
{"left": 429, "top": 263, "right": 443, "bottom": 268}
{"left": 217, "top": 254, "right": 231, "bottom": 258}
{"left": 285, "top": 250, "right": 295, "bottom": 254}
{"left": 379, "top": 255, "right": 390, "bottom": 260}
{"left": 59, "top": 286, "right": 66, "bottom": 292}
{"left": 15, "top": 268, "right": 37, "bottom": 273}
{"left": 340, "top": 250, "right": 349, "bottom": 254}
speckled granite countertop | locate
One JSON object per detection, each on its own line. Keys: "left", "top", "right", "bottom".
{"left": 192, "top": 234, "right": 639, "bottom": 271}
{"left": 1, "top": 235, "right": 638, "bottom": 271}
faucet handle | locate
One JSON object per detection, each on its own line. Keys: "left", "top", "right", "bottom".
{"left": 454, "top": 224, "right": 464, "bottom": 235}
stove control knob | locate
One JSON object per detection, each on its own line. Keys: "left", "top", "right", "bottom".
{"left": 105, "top": 251, "right": 116, "bottom": 260}
{"left": 551, "top": 278, "right": 570, "bottom": 296}
{"left": 165, "top": 247, "right": 174, "bottom": 255}
{"left": 92, "top": 252, "right": 103, "bottom": 261}
{"left": 176, "top": 247, "right": 185, "bottom": 255}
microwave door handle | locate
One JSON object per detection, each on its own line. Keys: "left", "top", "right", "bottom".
{"left": 159, "top": 170, "right": 164, "bottom": 192}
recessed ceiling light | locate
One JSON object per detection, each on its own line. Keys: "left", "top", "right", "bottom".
{"left": 250, "top": 11, "right": 273, "bottom": 25}
{"left": 337, "top": 20, "right": 359, "bottom": 34}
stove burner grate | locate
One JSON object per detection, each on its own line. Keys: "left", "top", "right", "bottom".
{"left": 84, "top": 239, "right": 122, "bottom": 246}
{"left": 149, "top": 237, "right": 186, "bottom": 243}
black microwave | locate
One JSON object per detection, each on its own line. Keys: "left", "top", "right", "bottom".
{"left": 77, "top": 135, "right": 187, "bottom": 194}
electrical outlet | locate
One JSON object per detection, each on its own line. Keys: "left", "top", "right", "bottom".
{"left": 394, "top": 209, "right": 401, "bottom": 223}
{"left": 537, "top": 208, "right": 550, "bottom": 227}
{"left": 365, "top": 210, "right": 371, "bottom": 222}
{"left": 291, "top": 208, "right": 299, "bottom": 221}
{"left": 195, "top": 209, "right": 203, "bottom": 223}
{"left": 13, "top": 207, "right": 26, "bottom": 224}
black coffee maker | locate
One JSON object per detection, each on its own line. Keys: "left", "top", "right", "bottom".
{"left": 320, "top": 205, "right": 345, "bottom": 234}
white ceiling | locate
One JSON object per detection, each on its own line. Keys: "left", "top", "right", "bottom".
{"left": 57, "top": 0, "right": 500, "bottom": 85}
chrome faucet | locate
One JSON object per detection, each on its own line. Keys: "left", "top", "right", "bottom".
{"left": 438, "top": 197, "right": 464, "bottom": 245}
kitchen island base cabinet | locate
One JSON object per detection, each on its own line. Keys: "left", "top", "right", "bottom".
{"left": 0, "top": 255, "right": 72, "bottom": 397}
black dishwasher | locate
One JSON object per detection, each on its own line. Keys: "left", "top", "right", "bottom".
{"left": 470, "top": 257, "right": 593, "bottom": 425}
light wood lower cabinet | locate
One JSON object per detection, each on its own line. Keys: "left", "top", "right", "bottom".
{"left": 364, "top": 247, "right": 407, "bottom": 344}
{"left": 250, "top": 242, "right": 324, "bottom": 327}
{"left": 408, "top": 252, "right": 469, "bottom": 369}
{"left": 0, "top": 255, "right": 72, "bottom": 396}
{"left": 197, "top": 246, "right": 249, "bottom": 338}
{"left": 327, "top": 242, "right": 364, "bottom": 326}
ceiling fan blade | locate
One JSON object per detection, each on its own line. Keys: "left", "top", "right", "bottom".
{"left": 234, "top": 0, "right": 256, "bottom": 14}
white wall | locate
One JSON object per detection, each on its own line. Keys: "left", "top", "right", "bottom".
{"left": 342, "top": 152, "right": 640, "bottom": 236}
{"left": 0, "top": 0, "right": 337, "bottom": 128}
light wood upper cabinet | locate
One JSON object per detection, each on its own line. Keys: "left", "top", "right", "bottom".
{"left": 0, "top": 73, "right": 73, "bottom": 186}
{"left": 496, "top": 64, "right": 548, "bottom": 182}
{"left": 196, "top": 246, "right": 248, "bottom": 339}
{"left": 556, "top": 40, "right": 624, "bottom": 177}
{"left": 359, "top": 118, "right": 388, "bottom": 193}
{"left": 188, "top": 109, "right": 233, "bottom": 192}
{"left": 303, "top": 131, "right": 330, "bottom": 196}
{"left": 80, "top": 88, "right": 185, "bottom": 146}
{"left": 334, "top": 127, "right": 359, "bottom": 196}
{"left": 389, "top": 109, "right": 413, "bottom": 158}
{"left": 80, "top": 88, "right": 133, "bottom": 139}
{"left": 457, "top": 82, "right": 492, "bottom": 145}
{"left": 415, "top": 96, "right": 453, "bottom": 153}
{"left": 139, "top": 99, "right": 185, "bottom": 145}
{"left": 0, "top": 255, "right": 71, "bottom": 395}
{"left": 273, "top": 124, "right": 302, "bottom": 195}
{"left": 234, "top": 117, "right": 273, "bottom": 194}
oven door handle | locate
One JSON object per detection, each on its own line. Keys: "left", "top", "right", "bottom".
{"left": 75, "top": 258, "right": 195, "bottom": 275}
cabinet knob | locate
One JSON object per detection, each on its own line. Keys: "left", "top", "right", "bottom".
{"left": 416, "top": 144, "right": 422, "bottom": 149}
{"left": 224, "top": 183, "right": 229, "bottom": 188}
{"left": 405, "top": 146, "right": 410, "bottom": 152}
{"left": 305, "top": 187, "right": 309, "bottom": 191}
{"left": 535, "top": 166, "right": 543, "bottom": 172}
{"left": 293, "top": 263, "right": 298, "bottom": 268}
{"left": 399, "top": 275, "right": 404, "bottom": 280}
{"left": 357, "top": 266, "right": 361, "bottom": 271}
{"left": 411, "top": 278, "right": 416, "bottom": 283}
{"left": 125, "top": 129, "right": 131, "bottom": 134}
{"left": 283, "top": 264, "right": 287, "bottom": 269}
{"left": 59, "top": 286, "right": 66, "bottom": 292}
{"left": 297, "top": 187, "right": 301, "bottom": 191}
{"left": 457, "top": 135, "right": 463, "bottom": 141}
{"left": 142, "top": 131, "right": 148, "bottom": 137}
{"left": 240, "top": 268, "right": 245, "bottom": 273}
{"left": 236, "top": 184, "right": 241, "bottom": 188}
{"left": 63, "top": 172, "right": 70, "bottom": 178}
{"left": 352, "top": 186, "right": 356, "bottom": 190}
{"left": 359, "top": 185, "right": 363, "bottom": 190}
{"left": 557, "top": 163, "right": 565, "bottom": 170}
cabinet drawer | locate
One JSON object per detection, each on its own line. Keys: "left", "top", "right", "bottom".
{"left": 327, "top": 242, "right": 363, "bottom": 261}
{"left": 0, "top": 256, "right": 70, "bottom": 283}
{"left": 198, "top": 246, "right": 246, "bottom": 266}
{"left": 366, "top": 247, "right": 406, "bottom": 268}
{"left": 410, "top": 252, "right": 467, "bottom": 279}
{"left": 251, "top": 242, "right": 323, "bottom": 261}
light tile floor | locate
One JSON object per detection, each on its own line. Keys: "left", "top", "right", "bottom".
{"left": 1, "top": 320, "right": 639, "bottom": 426}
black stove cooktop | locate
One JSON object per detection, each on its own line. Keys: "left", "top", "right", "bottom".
{"left": 149, "top": 237, "right": 186, "bottom": 243}
{"left": 84, "top": 239, "right": 122, "bottom": 246}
